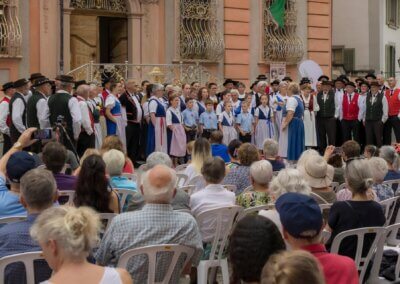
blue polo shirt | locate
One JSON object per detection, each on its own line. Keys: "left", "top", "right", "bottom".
{"left": 0, "top": 175, "right": 26, "bottom": 218}
{"left": 182, "top": 108, "right": 199, "bottom": 127}
{"left": 199, "top": 111, "right": 218, "bottom": 130}
{"left": 236, "top": 111, "right": 254, "bottom": 133}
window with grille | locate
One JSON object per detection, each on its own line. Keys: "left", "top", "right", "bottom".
{"left": 332, "top": 47, "right": 355, "bottom": 72}
{"left": 179, "top": 0, "right": 224, "bottom": 61}
{"left": 0, "top": 0, "right": 22, "bottom": 57}
{"left": 387, "top": 0, "right": 400, "bottom": 29}
{"left": 386, "top": 44, "right": 396, "bottom": 77}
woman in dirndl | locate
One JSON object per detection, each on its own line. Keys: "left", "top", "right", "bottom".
{"left": 254, "top": 94, "right": 275, "bottom": 150}
{"left": 166, "top": 94, "right": 187, "bottom": 166}
{"left": 218, "top": 102, "right": 238, "bottom": 146}
{"left": 300, "top": 85, "right": 319, "bottom": 148}
{"left": 146, "top": 83, "right": 168, "bottom": 156}
{"left": 105, "top": 82, "right": 127, "bottom": 151}
{"left": 197, "top": 87, "right": 209, "bottom": 116}
{"left": 281, "top": 82, "right": 305, "bottom": 162}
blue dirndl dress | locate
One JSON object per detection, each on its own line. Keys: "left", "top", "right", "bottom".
{"left": 146, "top": 99, "right": 167, "bottom": 156}
{"left": 287, "top": 96, "right": 305, "bottom": 161}
{"left": 106, "top": 99, "right": 121, "bottom": 135}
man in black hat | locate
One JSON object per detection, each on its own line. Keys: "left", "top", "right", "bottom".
{"left": 364, "top": 80, "right": 388, "bottom": 147}
{"left": 300, "top": 77, "right": 311, "bottom": 88}
{"left": 365, "top": 73, "right": 376, "bottom": 85}
{"left": 338, "top": 81, "right": 362, "bottom": 142}
{"left": 9, "top": 79, "right": 30, "bottom": 143}
{"left": 0, "top": 82, "right": 15, "bottom": 154}
{"left": 318, "top": 75, "right": 330, "bottom": 82}
{"left": 282, "top": 76, "right": 292, "bottom": 83}
{"left": 334, "top": 78, "right": 346, "bottom": 145}
{"left": 76, "top": 83, "right": 95, "bottom": 157}
{"left": 256, "top": 74, "right": 267, "bottom": 81}
{"left": 269, "top": 79, "right": 280, "bottom": 110}
{"left": 376, "top": 74, "right": 388, "bottom": 94}
{"left": 355, "top": 78, "right": 364, "bottom": 93}
{"left": 47, "top": 75, "right": 82, "bottom": 151}
{"left": 216, "top": 78, "right": 235, "bottom": 101}
{"left": 358, "top": 80, "right": 370, "bottom": 149}
{"left": 316, "top": 80, "right": 337, "bottom": 152}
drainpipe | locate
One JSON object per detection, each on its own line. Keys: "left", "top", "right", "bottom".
{"left": 60, "top": 0, "right": 64, "bottom": 74}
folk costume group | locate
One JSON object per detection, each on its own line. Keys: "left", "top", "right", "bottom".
{"left": 1, "top": 72, "right": 399, "bottom": 164}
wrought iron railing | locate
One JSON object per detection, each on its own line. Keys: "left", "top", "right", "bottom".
{"left": 67, "top": 61, "right": 223, "bottom": 86}
{"left": 0, "top": 0, "right": 22, "bottom": 58}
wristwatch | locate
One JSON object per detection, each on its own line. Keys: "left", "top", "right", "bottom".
{"left": 12, "top": 142, "right": 23, "bottom": 150}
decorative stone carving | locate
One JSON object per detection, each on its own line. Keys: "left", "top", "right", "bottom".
{"left": 139, "top": 0, "right": 159, "bottom": 4}
{"left": 70, "top": 0, "right": 127, "bottom": 12}
{"left": 0, "top": 0, "right": 22, "bottom": 57}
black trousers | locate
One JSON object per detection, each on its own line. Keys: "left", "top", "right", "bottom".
{"left": 358, "top": 121, "right": 366, "bottom": 150}
{"left": 365, "top": 120, "right": 384, "bottom": 147}
{"left": 126, "top": 122, "right": 141, "bottom": 163}
{"left": 2, "top": 134, "right": 11, "bottom": 155}
{"left": 383, "top": 116, "right": 400, "bottom": 145}
{"left": 239, "top": 133, "right": 252, "bottom": 143}
{"left": 335, "top": 118, "right": 343, "bottom": 146}
{"left": 341, "top": 119, "right": 359, "bottom": 143}
{"left": 185, "top": 129, "right": 197, "bottom": 143}
{"left": 139, "top": 122, "right": 148, "bottom": 161}
{"left": 316, "top": 117, "right": 336, "bottom": 152}
{"left": 77, "top": 132, "right": 95, "bottom": 157}
{"left": 202, "top": 129, "right": 216, "bottom": 140}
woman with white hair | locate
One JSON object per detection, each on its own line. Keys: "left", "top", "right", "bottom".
{"left": 236, "top": 160, "right": 273, "bottom": 208}
{"left": 31, "top": 206, "right": 132, "bottom": 284}
{"left": 230, "top": 89, "right": 242, "bottom": 116}
{"left": 255, "top": 81, "right": 268, "bottom": 107}
{"left": 300, "top": 85, "right": 319, "bottom": 148}
{"left": 263, "top": 139, "right": 285, "bottom": 172}
{"left": 368, "top": 157, "right": 394, "bottom": 201}
{"left": 380, "top": 145, "right": 400, "bottom": 181}
{"left": 146, "top": 83, "right": 168, "bottom": 156}
{"left": 259, "top": 169, "right": 311, "bottom": 233}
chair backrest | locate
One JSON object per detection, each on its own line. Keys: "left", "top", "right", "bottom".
{"left": 387, "top": 205, "right": 400, "bottom": 246}
{"left": 319, "top": 203, "right": 332, "bottom": 211}
{"left": 115, "top": 188, "right": 136, "bottom": 212}
{"left": 196, "top": 206, "right": 243, "bottom": 261}
{"left": 121, "top": 173, "right": 138, "bottom": 183}
{"left": 98, "top": 213, "right": 118, "bottom": 233}
{"left": 175, "top": 164, "right": 189, "bottom": 173}
{"left": 321, "top": 230, "right": 331, "bottom": 244}
{"left": 383, "top": 179, "right": 400, "bottom": 194}
{"left": 0, "top": 216, "right": 27, "bottom": 224}
{"left": 337, "top": 183, "right": 347, "bottom": 192}
{"left": 176, "top": 173, "right": 189, "bottom": 187}
{"left": 330, "top": 227, "right": 386, "bottom": 283}
{"left": 330, "top": 182, "right": 339, "bottom": 193}
{"left": 138, "top": 164, "right": 148, "bottom": 172}
{"left": 237, "top": 205, "right": 270, "bottom": 221}
{"left": 177, "top": 185, "right": 195, "bottom": 195}
{"left": 117, "top": 244, "right": 195, "bottom": 284}
{"left": 0, "top": 252, "right": 45, "bottom": 284}
{"left": 187, "top": 175, "right": 206, "bottom": 194}
{"left": 379, "top": 196, "right": 399, "bottom": 226}
{"left": 58, "top": 190, "right": 75, "bottom": 205}
{"left": 242, "top": 185, "right": 253, "bottom": 194}
{"left": 310, "top": 192, "right": 329, "bottom": 204}
{"left": 222, "top": 184, "right": 237, "bottom": 193}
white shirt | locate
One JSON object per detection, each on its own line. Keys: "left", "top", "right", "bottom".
{"left": 357, "top": 93, "right": 368, "bottom": 121}
{"left": 131, "top": 92, "right": 143, "bottom": 122}
{"left": 216, "top": 102, "right": 224, "bottom": 116}
{"left": 286, "top": 95, "right": 299, "bottom": 112}
{"left": 190, "top": 184, "right": 236, "bottom": 242}
{"left": 11, "top": 93, "right": 27, "bottom": 133}
{"left": 0, "top": 96, "right": 10, "bottom": 135}
{"left": 77, "top": 96, "right": 94, "bottom": 135}
{"left": 337, "top": 92, "right": 364, "bottom": 121}
{"left": 218, "top": 111, "right": 235, "bottom": 126}
{"left": 36, "top": 92, "right": 51, "bottom": 129}
{"left": 149, "top": 97, "right": 165, "bottom": 114}
{"left": 166, "top": 107, "right": 182, "bottom": 125}
{"left": 254, "top": 105, "right": 274, "bottom": 118}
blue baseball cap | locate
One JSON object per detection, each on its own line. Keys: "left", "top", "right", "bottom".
{"left": 276, "top": 192, "right": 323, "bottom": 238}
{"left": 6, "top": 151, "right": 37, "bottom": 183}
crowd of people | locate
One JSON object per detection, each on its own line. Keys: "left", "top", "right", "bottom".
{"left": 0, "top": 71, "right": 400, "bottom": 283}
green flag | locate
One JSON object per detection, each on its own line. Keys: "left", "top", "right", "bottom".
{"left": 269, "top": 0, "right": 286, "bottom": 28}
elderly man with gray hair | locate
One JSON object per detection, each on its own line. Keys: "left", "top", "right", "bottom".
{"left": 263, "top": 138, "right": 285, "bottom": 172}
{"left": 76, "top": 83, "right": 95, "bottom": 157}
{"left": 96, "top": 165, "right": 203, "bottom": 283}
{"left": 126, "top": 152, "right": 190, "bottom": 211}
{"left": 369, "top": 157, "right": 394, "bottom": 201}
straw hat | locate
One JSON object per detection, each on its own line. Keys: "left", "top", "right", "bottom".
{"left": 298, "top": 155, "right": 334, "bottom": 188}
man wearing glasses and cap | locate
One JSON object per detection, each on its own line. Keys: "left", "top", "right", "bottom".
{"left": 9, "top": 78, "right": 31, "bottom": 143}
{"left": 0, "top": 82, "right": 15, "bottom": 154}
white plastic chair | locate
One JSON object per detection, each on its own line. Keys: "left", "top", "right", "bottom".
{"left": 330, "top": 182, "right": 339, "bottom": 193}
{"left": 138, "top": 164, "right": 148, "bottom": 172}
{"left": 383, "top": 179, "right": 400, "bottom": 194}
{"left": 117, "top": 244, "right": 195, "bottom": 284}
{"left": 178, "top": 185, "right": 195, "bottom": 195}
{"left": 222, "top": 184, "right": 237, "bottom": 193}
{"left": 379, "top": 196, "right": 399, "bottom": 226}
{"left": 330, "top": 227, "right": 386, "bottom": 284}
{"left": 187, "top": 175, "right": 206, "bottom": 194}
{"left": 0, "top": 216, "right": 26, "bottom": 224}
{"left": 272, "top": 171, "right": 279, "bottom": 176}
{"left": 237, "top": 205, "right": 270, "bottom": 221}
{"left": 321, "top": 230, "right": 331, "bottom": 244}
{"left": 176, "top": 173, "right": 189, "bottom": 187}
{"left": 175, "top": 164, "right": 189, "bottom": 173}
{"left": 58, "top": 190, "right": 75, "bottom": 204}
{"left": 310, "top": 192, "right": 329, "bottom": 204}
{"left": 196, "top": 205, "right": 243, "bottom": 284}
{"left": 98, "top": 213, "right": 118, "bottom": 233}
{"left": 242, "top": 185, "right": 253, "bottom": 194}
{"left": 0, "top": 251, "right": 45, "bottom": 284}
{"left": 387, "top": 206, "right": 400, "bottom": 246}
{"left": 121, "top": 173, "right": 138, "bottom": 183}
{"left": 319, "top": 203, "right": 332, "bottom": 212}
{"left": 115, "top": 188, "right": 136, "bottom": 212}
{"left": 337, "top": 183, "right": 347, "bottom": 192}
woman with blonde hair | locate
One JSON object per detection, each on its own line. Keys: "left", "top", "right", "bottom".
{"left": 184, "top": 137, "right": 211, "bottom": 182}
{"left": 30, "top": 206, "right": 132, "bottom": 284}
{"left": 261, "top": 250, "right": 324, "bottom": 284}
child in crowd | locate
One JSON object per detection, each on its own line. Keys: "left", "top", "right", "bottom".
{"left": 254, "top": 94, "right": 274, "bottom": 150}
{"left": 166, "top": 94, "right": 187, "bottom": 166}
{"left": 364, "top": 145, "right": 379, "bottom": 159}
{"left": 216, "top": 90, "right": 232, "bottom": 115}
{"left": 236, "top": 100, "right": 254, "bottom": 143}
{"left": 210, "top": 130, "right": 230, "bottom": 163}
{"left": 226, "top": 139, "right": 242, "bottom": 172}
{"left": 219, "top": 102, "right": 238, "bottom": 146}
{"left": 181, "top": 97, "right": 199, "bottom": 143}
{"left": 199, "top": 99, "right": 218, "bottom": 139}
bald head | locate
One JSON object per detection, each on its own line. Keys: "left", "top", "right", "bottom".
{"left": 76, "top": 84, "right": 90, "bottom": 99}
{"left": 141, "top": 165, "right": 177, "bottom": 204}
{"left": 126, "top": 79, "right": 137, "bottom": 93}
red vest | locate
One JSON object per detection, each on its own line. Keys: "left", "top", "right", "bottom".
{"left": 385, "top": 88, "right": 400, "bottom": 116}
{"left": 77, "top": 97, "right": 94, "bottom": 131}
{"left": 342, "top": 92, "right": 359, "bottom": 120}
{"left": 0, "top": 96, "right": 11, "bottom": 127}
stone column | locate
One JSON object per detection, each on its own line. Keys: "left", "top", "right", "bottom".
{"left": 127, "top": 13, "right": 142, "bottom": 65}
{"left": 63, "top": 9, "right": 72, "bottom": 73}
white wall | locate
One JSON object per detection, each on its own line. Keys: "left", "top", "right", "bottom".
{"left": 381, "top": 1, "right": 400, "bottom": 75}
{"left": 332, "top": 0, "right": 370, "bottom": 70}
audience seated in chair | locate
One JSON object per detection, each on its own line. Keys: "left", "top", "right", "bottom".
{"left": 31, "top": 206, "right": 132, "bottom": 284}
{"left": 276, "top": 192, "right": 359, "bottom": 284}
{"left": 0, "top": 128, "right": 39, "bottom": 217}
{"left": 327, "top": 159, "right": 386, "bottom": 259}
{"left": 190, "top": 157, "right": 235, "bottom": 242}
{"left": 103, "top": 149, "right": 136, "bottom": 191}
{"left": 368, "top": 157, "right": 394, "bottom": 201}
{"left": 95, "top": 165, "right": 203, "bottom": 283}
{"left": 74, "top": 154, "right": 120, "bottom": 213}
{"left": 222, "top": 143, "right": 260, "bottom": 195}
{"left": 263, "top": 139, "right": 285, "bottom": 172}
{"left": 101, "top": 135, "right": 134, "bottom": 174}
{"left": 126, "top": 152, "right": 190, "bottom": 212}
{"left": 209, "top": 130, "right": 230, "bottom": 163}
{"left": 0, "top": 168, "right": 57, "bottom": 284}
{"left": 225, "top": 139, "right": 242, "bottom": 173}
{"left": 380, "top": 145, "right": 400, "bottom": 181}
{"left": 236, "top": 160, "right": 272, "bottom": 208}
{"left": 229, "top": 215, "right": 285, "bottom": 284}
